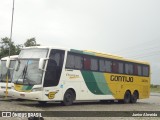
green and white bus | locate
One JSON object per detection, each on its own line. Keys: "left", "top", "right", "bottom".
{"left": 0, "top": 55, "right": 18, "bottom": 97}
{"left": 11, "top": 46, "right": 150, "bottom": 105}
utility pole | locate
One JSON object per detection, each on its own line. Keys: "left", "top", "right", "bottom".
{"left": 6, "top": 0, "right": 15, "bottom": 99}
{"left": 9, "top": 0, "right": 15, "bottom": 57}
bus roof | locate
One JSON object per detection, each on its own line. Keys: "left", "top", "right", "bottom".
{"left": 1, "top": 55, "right": 18, "bottom": 60}
{"left": 71, "top": 49, "right": 150, "bottom": 65}
{"left": 22, "top": 46, "right": 70, "bottom": 51}
{"left": 20, "top": 46, "right": 149, "bottom": 65}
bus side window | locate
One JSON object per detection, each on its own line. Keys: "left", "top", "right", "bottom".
{"left": 125, "top": 63, "right": 133, "bottom": 75}
{"left": 105, "top": 60, "right": 112, "bottom": 72}
{"left": 134, "top": 64, "right": 138, "bottom": 75}
{"left": 137, "top": 65, "right": 142, "bottom": 76}
{"left": 66, "top": 54, "right": 75, "bottom": 69}
{"left": 74, "top": 55, "right": 83, "bottom": 69}
{"left": 99, "top": 59, "right": 112, "bottom": 73}
{"left": 84, "top": 56, "right": 91, "bottom": 70}
{"left": 90, "top": 58, "right": 98, "bottom": 71}
{"left": 99, "top": 59, "right": 105, "bottom": 72}
{"left": 66, "top": 53, "right": 83, "bottom": 69}
{"left": 118, "top": 62, "right": 124, "bottom": 74}
{"left": 142, "top": 66, "right": 149, "bottom": 77}
{"left": 112, "top": 61, "right": 118, "bottom": 73}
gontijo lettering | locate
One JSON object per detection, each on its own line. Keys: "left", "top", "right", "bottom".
{"left": 110, "top": 75, "right": 133, "bottom": 82}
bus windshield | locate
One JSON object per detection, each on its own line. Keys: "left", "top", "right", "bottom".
{"left": 12, "top": 59, "right": 43, "bottom": 85}
{"left": 19, "top": 48, "right": 48, "bottom": 58}
{"left": 0, "top": 60, "right": 16, "bottom": 82}
{"left": 12, "top": 48, "right": 48, "bottom": 85}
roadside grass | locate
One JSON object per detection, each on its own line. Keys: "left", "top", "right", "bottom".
{"left": 150, "top": 85, "right": 160, "bottom": 93}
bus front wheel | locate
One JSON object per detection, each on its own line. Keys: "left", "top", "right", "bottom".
{"left": 62, "top": 89, "right": 75, "bottom": 106}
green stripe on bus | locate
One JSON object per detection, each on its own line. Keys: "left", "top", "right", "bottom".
{"left": 81, "top": 71, "right": 112, "bottom": 95}
{"left": 81, "top": 71, "right": 104, "bottom": 95}
{"left": 70, "top": 49, "right": 95, "bottom": 56}
{"left": 70, "top": 49, "right": 84, "bottom": 54}
{"left": 92, "top": 72, "right": 112, "bottom": 95}
{"left": 22, "top": 85, "right": 33, "bottom": 90}
{"left": 83, "top": 51, "right": 95, "bottom": 56}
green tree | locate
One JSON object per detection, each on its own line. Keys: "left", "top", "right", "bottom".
{"left": 0, "top": 37, "right": 40, "bottom": 59}
{"left": 0, "top": 37, "right": 21, "bottom": 58}
{"left": 24, "top": 38, "right": 40, "bottom": 47}
{"left": 15, "top": 44, "right": 23, "bottom": 54}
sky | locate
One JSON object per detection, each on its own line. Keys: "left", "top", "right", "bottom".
{"left": 0, "top": 0, "right": 160, "bottom": 85}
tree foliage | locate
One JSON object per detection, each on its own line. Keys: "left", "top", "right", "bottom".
{"left": 24, "top": 38, "right": 40, "bottom": 47}
{"left": 0, "top": 37, "right": 40, "bottom": 59}
{"left": 0, "top": 37, "right": 21, "bottom": 58}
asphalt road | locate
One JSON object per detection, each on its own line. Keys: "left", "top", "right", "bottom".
{"left": 0, "top": 93, "right": 160, "bottom": 120}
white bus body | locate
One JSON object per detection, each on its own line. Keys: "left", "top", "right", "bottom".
{"left": 0, "top": 55, "right": 18, "bottom": 97}
{"left": 11, "top": 46, "right": 150, "bottom": 105}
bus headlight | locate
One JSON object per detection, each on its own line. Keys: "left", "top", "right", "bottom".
{"left": 32, "top": 87, "right": 43, "bottom": 92}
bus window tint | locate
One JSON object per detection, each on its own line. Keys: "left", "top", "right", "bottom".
{"left": 50, "top": 50, "right": 64, "bottom": 67}
{"left": 105, "top": 60, "right": 112, "bottom": 72}
{"left": 138, "top": 65, "right": 142, "bottom": 76}
{"left": 143, "top": 66, "right": 149, "bottom": 76}
{"left": 125, "top": 63, "right": 133, "bottom": 74}
{"left": 134, "top": 64, "right": 138, "bottom": 75}
{"left": 112, "top": 61, "right": 118, "bottom": 73}
{"left": 84, "top": 57, "right": 91, "bottom": 70}
{"left": 66, "top": 54, "right": 75, "bottom": 68}
{"left": 44, "top": 50, "right": 64, "bottom": 87}
{"left": 99, "top": 59, "right": 112, "bottom": 72}
{"left": 74, "top": 55, "right": 83, "bottom": 69}
{"left": 118, "top": 62, "right": 124, "bottom": 74}
{"left": 51, "top": 52, "right": 60, "bottom": 66}
{"left": 90, "top": 58, "right": 98, "bottom": 71}
{"left": 66, "top": 54, "right": 83, "bottom": 69}
{"left": 99, "top": 59, "right": 105, "bottom": 72}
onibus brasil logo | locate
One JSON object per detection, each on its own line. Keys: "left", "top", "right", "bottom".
{"left": 1, "top": 111, "right": 42, "bottom": 118}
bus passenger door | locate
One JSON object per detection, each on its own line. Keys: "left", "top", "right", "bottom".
{"left": 43, "top": 49, "right": 65, "bottom": 100}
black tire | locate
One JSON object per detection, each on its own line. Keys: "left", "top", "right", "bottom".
{"left": 62, "top": 89, "right": 75, "bottom": 106}
{"left": 131, "top": 91, "right": 138, "bottom": 103}
{"left": 100, "top": 100, "right": 114, "bottom": 104}
{"left": 38, "top": 101, "right": 47, "bottom": 106}
{"left": 118, "top": 100, "right": 124, "bottom": 104}
{"left": 16, "top": 98, "right": 25, "bottom": 101}
{"left": 100, "top": 100, "right": 108, "bottom": 104}
{"left": 123, "top": 91, "right": 131, "bottom": 104}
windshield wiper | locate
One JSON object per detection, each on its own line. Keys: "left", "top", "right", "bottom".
{"left": 15, "top": 66, "right": 26, "bottom": 84}
{"left": 22, "top": 61, "right": 31, "bottom": 85}
{"left": 15, "top": 60, "right": 31, "bottom": 85}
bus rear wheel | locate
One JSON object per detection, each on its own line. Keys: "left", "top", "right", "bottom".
{"left": 123, "top": 91, "right": 131, "bottom": 104}
{"left": 62, "top": 89, "right": 75, "bottom": 106}
{"left": 131, "top": 91, "right": 138, "bottom": 103}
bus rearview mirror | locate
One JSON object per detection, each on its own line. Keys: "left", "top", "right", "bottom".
{"left": 6, "top": 57, "right": 10, "bottom": 68}
{"left": 15, "top": 60, "right": 20, "bottom": 71}
{"left": 39, "top": 58, "right": 48, "bottom": 71}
